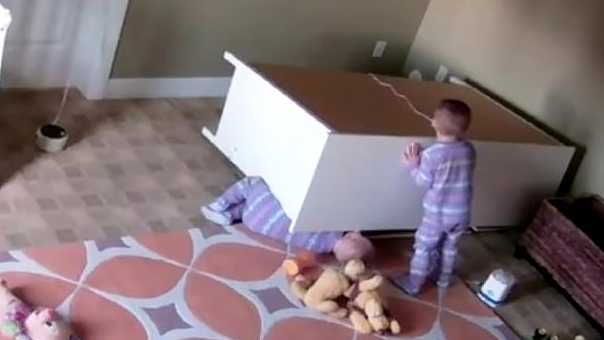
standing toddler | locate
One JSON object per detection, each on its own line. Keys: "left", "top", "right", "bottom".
{"left": 394, "top": 99, "right": 476, "bottom": 295}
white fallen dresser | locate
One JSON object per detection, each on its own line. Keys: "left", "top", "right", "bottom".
{"left": 203, "top": 52, "right": 575, "bottom": 233}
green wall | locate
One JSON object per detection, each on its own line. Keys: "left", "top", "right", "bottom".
{"left": 406, "top": 0, "right": 604, "bottom": 196}
{"left": 112, "top": 0, "right": 430, "bottom": 78}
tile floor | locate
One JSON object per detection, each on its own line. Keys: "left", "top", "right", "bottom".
{"left": 0, "top": 89, "right": 598, "bottom": 339}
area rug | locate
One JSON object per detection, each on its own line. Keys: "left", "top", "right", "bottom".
{"left": 0, "top": 224, "right": 517, "bottom": 340}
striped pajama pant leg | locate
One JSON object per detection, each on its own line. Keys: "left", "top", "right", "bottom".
{"left": 436, "top": 224, "right": 467, "bottom": 284}
{"left": 408, "top": 222, "right": 445, "bottom": 287}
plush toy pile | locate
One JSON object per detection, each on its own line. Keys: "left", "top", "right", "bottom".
{"left": 285, "top": 258, "right": 401, "bottom": 335}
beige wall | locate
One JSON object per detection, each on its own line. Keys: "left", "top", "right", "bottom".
{"left": 406, "top": 0, "right": 604, "bottom": 196}
{"left": 112, "top": 0, "right": 430, "bottom": 78}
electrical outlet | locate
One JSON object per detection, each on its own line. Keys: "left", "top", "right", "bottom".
{"left": 372, "top": 41, "right": 387, "bottom": 58}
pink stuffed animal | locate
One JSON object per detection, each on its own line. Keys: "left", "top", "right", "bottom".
{"left": 333, "top": 232, "right": 375, "bottom": 263}
{"left": 0, "top": 279, "right": 79, "bottom": 340}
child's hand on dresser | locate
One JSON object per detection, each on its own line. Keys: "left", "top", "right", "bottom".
{"left": 402, "top": 142, "right": 421, "bottom": 167}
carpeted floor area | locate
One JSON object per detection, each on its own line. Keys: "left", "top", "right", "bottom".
{"left": 0, "top": 225, "right": 515, "bottom": 340}
{"left": 0, "top": 89, "right": 234, "bottom": 248}
{"left": 0, "top": 89, "right": 598, "bottom": 339}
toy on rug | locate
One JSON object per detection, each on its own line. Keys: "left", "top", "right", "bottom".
{"left": 333, "top": 232, "right": 375, "bottom": 263}
{"left": 281, "top": 231, "right": 374, "bottom": 278}
{"left": 342, "top": 260, "right": 400, "bottom": 335}
{"left": 288, "top": 259, "right": 401, "bottom": 335}
{"left": 0, "top": 279, "right": 79, "bottom": 340}
{"left": 290, "top": 267, "right": 351, "bottom": 319}
{"left": 282, "top": 251, "right": 316, "bottom": 277}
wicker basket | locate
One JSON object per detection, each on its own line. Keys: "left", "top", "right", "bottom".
{"left": 521, "top": 196, "right": 604, "bottom": 328}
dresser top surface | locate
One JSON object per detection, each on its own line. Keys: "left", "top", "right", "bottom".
{"left": 251, "top": 63, "right": 557, "bottom": 146}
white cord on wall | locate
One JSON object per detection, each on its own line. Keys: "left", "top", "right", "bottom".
{"left": 52, "top": 0, "right": 109, "bottom": 125}
{"left": 52, "top": 86, "right": 70, "bottom": 125}
{"left": 368, "top": 73, "right": 432, "bottom": 122}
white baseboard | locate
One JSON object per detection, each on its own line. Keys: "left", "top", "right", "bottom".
{"left": 105, "top": 77, "right": 232, "bottom": 99}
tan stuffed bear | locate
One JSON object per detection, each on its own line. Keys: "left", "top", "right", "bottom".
{"left": 290, "top": 259, "right": 366, "bottom": 313}
{"left": 343, "top": 259, "right": 367, "bottom": 282}
{"left": 289, "top": 259, "right": 400, "bottom": 335}
{"left": 290, "top": 268, "right": 350, "bottom": 319}
{"left": 351, "top": 290, "right": 400, "bottom": 334}
{"left": 343, "top": 260, "right": 401, "bottom": 335}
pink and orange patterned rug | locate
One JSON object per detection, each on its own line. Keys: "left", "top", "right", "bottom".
{"left": 0, "top": 224, "right": 517, "bottom": 340}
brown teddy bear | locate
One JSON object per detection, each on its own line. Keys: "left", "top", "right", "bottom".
{"left": 342, "top": 260, "right": 401, "bottom": 335}
{"left": 290, "top": 268, "right": 350, "bottom": 319}
{"left": 288, "top": 259, "right": 401, "bottom": 335}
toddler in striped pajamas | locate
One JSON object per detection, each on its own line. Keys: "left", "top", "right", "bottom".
{"left": 394, "top": 99, "right": 476, "bottom": 295}
{"left": 201, "top": 176, "right": 374, "bottom": 262}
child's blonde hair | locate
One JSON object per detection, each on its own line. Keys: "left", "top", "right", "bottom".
{"left": 437, "top": 99, "right": 472, "bottom": 136}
